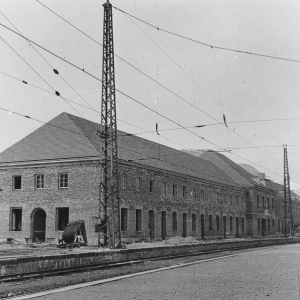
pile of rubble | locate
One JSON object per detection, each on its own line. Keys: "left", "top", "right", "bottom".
{"left": 164, "top": 236, "right": 200, "bottom": 245}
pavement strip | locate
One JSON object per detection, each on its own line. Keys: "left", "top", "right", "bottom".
{"left": 7, "top": 245, "right": 283, "bottom": 300}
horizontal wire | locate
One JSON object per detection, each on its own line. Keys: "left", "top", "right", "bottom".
{"left": 0, "top": 20, "right": 284, "bottom": 177}
{"left": 112, "top": 5, "right": 300, "bottom": 64}
{"left": 0, "top": 106, "right": 242, "bottom": 185}
{"left": 32, "top": 3, "right": 288, "bottom": 174}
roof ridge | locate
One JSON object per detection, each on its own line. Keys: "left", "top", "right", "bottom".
{"left": 64, "top": 113, "right": 100, "bottom": 155}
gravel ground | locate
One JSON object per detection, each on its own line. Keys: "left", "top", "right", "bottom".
{"left": 33, "top": 243, "right": 300, "bottom": 300}
{"left": 0, "top": 247, "right": 268, "bottom": 299}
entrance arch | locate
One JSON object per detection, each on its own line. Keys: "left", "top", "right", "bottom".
{"left": 31, "top": 208, "right": 46, "bottom": 242}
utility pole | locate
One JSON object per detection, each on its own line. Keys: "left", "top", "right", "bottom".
{"left": 98, "top": 0, "right": 121, "bottom": 248}
{"left": 284, "top": 145, "right": 294, "bottom": 237}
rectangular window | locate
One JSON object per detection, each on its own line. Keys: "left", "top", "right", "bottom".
{"left": 192, "top": 188, "right": 197, "bottom": 199}
{"left": 10, "top": 208, "right": 22, "bottom": 231}
{"left": 262, "top": 196, "right": 265, "bottom": 208}
{"left": 12, "top": 176, "right": 22, "bottom": 190}
{"left": 59, "top": 173, "right": 68, "bottom": 188}
{"left": 224, "top": 194, "right": 227, "bottom": 205}
{"left": 172, "top": 184, "right": 177, "bottom": 196}
{"left": 162, "top": 182, "right": 167, "bottom": 196}
{"left": 56, "top": 207, "right": 69, "bottom": 231}
{"left": 200, "top": 189, "right": 204, "bottom": 201}
{"left": 136, "top": 177, "right": 142, "bottom": 192}
{"left": 209, "top": 215, "right": 212, "bottom": 230}
{"left": 136, "top": 209, "right": 142, "bottom": 232}
{"left": 230, "top": 195, "right": 233, "bottom": 206}
{"left": 121, "top": 208, "right": 128, "bottom": 231}
{"left": 257, "top": 195, "right": 259, "bottom": 208}
{"left": 272, "top": 198, "right": 274, "bottom": 209}
{"left": 230, "top": 216, "right": 233, "bottom": 231}
{"left": 182, "top": 186, "right": 187, "bottom": 198}
{"left": 172, "top": 212, "right": 177, "bottom": 231}
{"left": 268, "top": 219, "right": 270, "bottom": 231}
{"left": 272, "top": 219, "right": 275, "bottom": 228}
{"left": 35, "top": 174, "right": 44, "bottom": 189}
{"left": 278, "top": 220, "right": 280, "bottom": 231}
{"left": 236, "top": 196, "right": 239, "bottom": 206}
{"left": 149, "top": 180, "right": 154, "bottom": 193}
{"left": 257, "top": 218, "right": 260, "bottom": 231}
{"left": 267, "top": 197, "right": 270, "bottom": 209}
{"left": 216, "top": 215, "right": 220, "bottom": 231}
{"left": 192, "top": 214, "right": 196, "bottom": 231}
{"left": 121, "top": 175, "right": 127, "bottom": 190}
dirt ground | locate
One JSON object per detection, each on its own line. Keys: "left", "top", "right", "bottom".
{"left": 0, "top": 236, "right": 251, "bottom": 257}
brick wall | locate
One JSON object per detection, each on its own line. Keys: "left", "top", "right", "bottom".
{"left": 2, "top": 159, "right": 298, "bottom": 245}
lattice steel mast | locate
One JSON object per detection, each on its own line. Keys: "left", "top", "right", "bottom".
{"left": 99, "top": 0, "right": 121, "bottom": 248}
{"left": 284, "top": 145, "right": 294, "bottom": 236}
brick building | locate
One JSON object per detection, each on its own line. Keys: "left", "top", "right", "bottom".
{"left": 0, "top": 113, "right": 299, "bottom": 245}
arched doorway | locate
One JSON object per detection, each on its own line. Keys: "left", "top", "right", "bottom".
{"left": 31, "top": 208, "right": 46, "bottom": 242}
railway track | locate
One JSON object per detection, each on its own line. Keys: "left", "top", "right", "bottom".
{"left": 0, "top": 244, "right": 273, "bottom": 284}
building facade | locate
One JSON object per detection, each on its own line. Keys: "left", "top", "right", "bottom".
{"left": 0, "top": 113, "right": 299, "bottom": 245}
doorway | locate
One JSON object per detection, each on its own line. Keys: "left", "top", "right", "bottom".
{"left": 161, "top": 211, "right": 166, "bottom": 240}
{"left": 262, "top": 219, "right": 267, "bottom": 236}
{"left": 236, "top": 217, "right": 239, "bottom": 237}
{"left": 31, "top": 208, "right": 46, "bottom": 242}
{"left": 201, "top": 214, "right": 205, "bottom": 239}
{"left": 182, "top": 213, "right": 187, "bottom": 237}
{"left": 223, "top": 216, "right": 227, "bottom": 238}
{"left": 149, "top": 210, "right": 155, "bottom": 239}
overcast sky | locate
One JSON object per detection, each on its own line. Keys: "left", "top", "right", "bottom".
{"left": 1, "top": 0, "right": 300, "bottom": 188}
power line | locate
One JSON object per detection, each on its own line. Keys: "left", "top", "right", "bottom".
{"left": 0, "top": 37, "right": 84, "bottom": 118}
{"left": 30, "top": 4, "right": 286, "bottom": 173}
{"left": 112, "top": 5, "right": 300, "bottom": 64}
{"left": 0, "top": 18, "right": 285, "bottom": 176}
{"left": 0, "top": 106, "right": 242, "bottom": 185}
{"left": 111, "top": 5, "right": 292, "bottom": 173}
{"left": 0, "top": 70, "right": 152, "bottom": 137}
{"left": 0, "top": 11, "right": 98, "bottom": 115}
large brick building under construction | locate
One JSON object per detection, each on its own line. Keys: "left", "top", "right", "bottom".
{"left": 0, "top": 113, "right": 299, "bottom": 244}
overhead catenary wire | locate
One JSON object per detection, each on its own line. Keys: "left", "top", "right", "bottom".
{"left": 112, "top": 5, "right": 300, "bottom": 64}
{"left": 111, "top": 5, "right": 289, "bottom": 156}
{"left": 0, "top": 106, "right": 247, "bottom": 185}
{"left": 0, "top": 11, "right": 98, "bottom": 115}
{"left": 0, "top": 37, "right": 84, "bottom": 118}
{"left": 109, "top": 6, "right": 291, "bottom": 173}
{"left": 0, "top": 12, "right": 288, "bottom": 177}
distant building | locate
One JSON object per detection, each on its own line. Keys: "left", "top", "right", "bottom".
{"left": 0, "top": 113, "right": 299, "bottom": 244}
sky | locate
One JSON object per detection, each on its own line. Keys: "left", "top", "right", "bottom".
{"left": 1, "top": 0, "right": 300, "bottom": 189}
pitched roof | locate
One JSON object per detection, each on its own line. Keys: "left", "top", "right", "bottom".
{"left": 186, "top": 150, "right": 264, "bottom": 188}
{"left": 0, "top": 113, "right": 240, "bottom": 188}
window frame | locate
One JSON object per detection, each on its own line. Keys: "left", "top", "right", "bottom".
{"left": 136, "top": 177, "right": 142, "bottom": 192}
{"left": 35, "top": 174, "right": 44, "bottom": 190}
{"left": 172, "top": 184, "right": 177, "bottom": 196}
{"left": 149, "top": 180, "right": 154, "bottom": 193}
{"left": 58, "top": 173, "right": 68, "bottom": 189}
{"left": 162, "top": 181, "right": 167, "bottom": 196}
{"left": 182, "top": 186, "right": 187, "bottom": 198}
{"left": 121, "top": 174, "right": 127, "bottom": 190}
{"left": 12, "top": 175, "right": 22, "bottom": 190}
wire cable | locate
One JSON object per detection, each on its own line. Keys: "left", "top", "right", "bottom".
{"left": 0, "top": 18, "right": 287, "bottom": 176}
{"left": 0, "top": 11, "right": 98, "bottom": 115}
{"left": 112, "top": 5, "right": 300, "bottom": 64}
